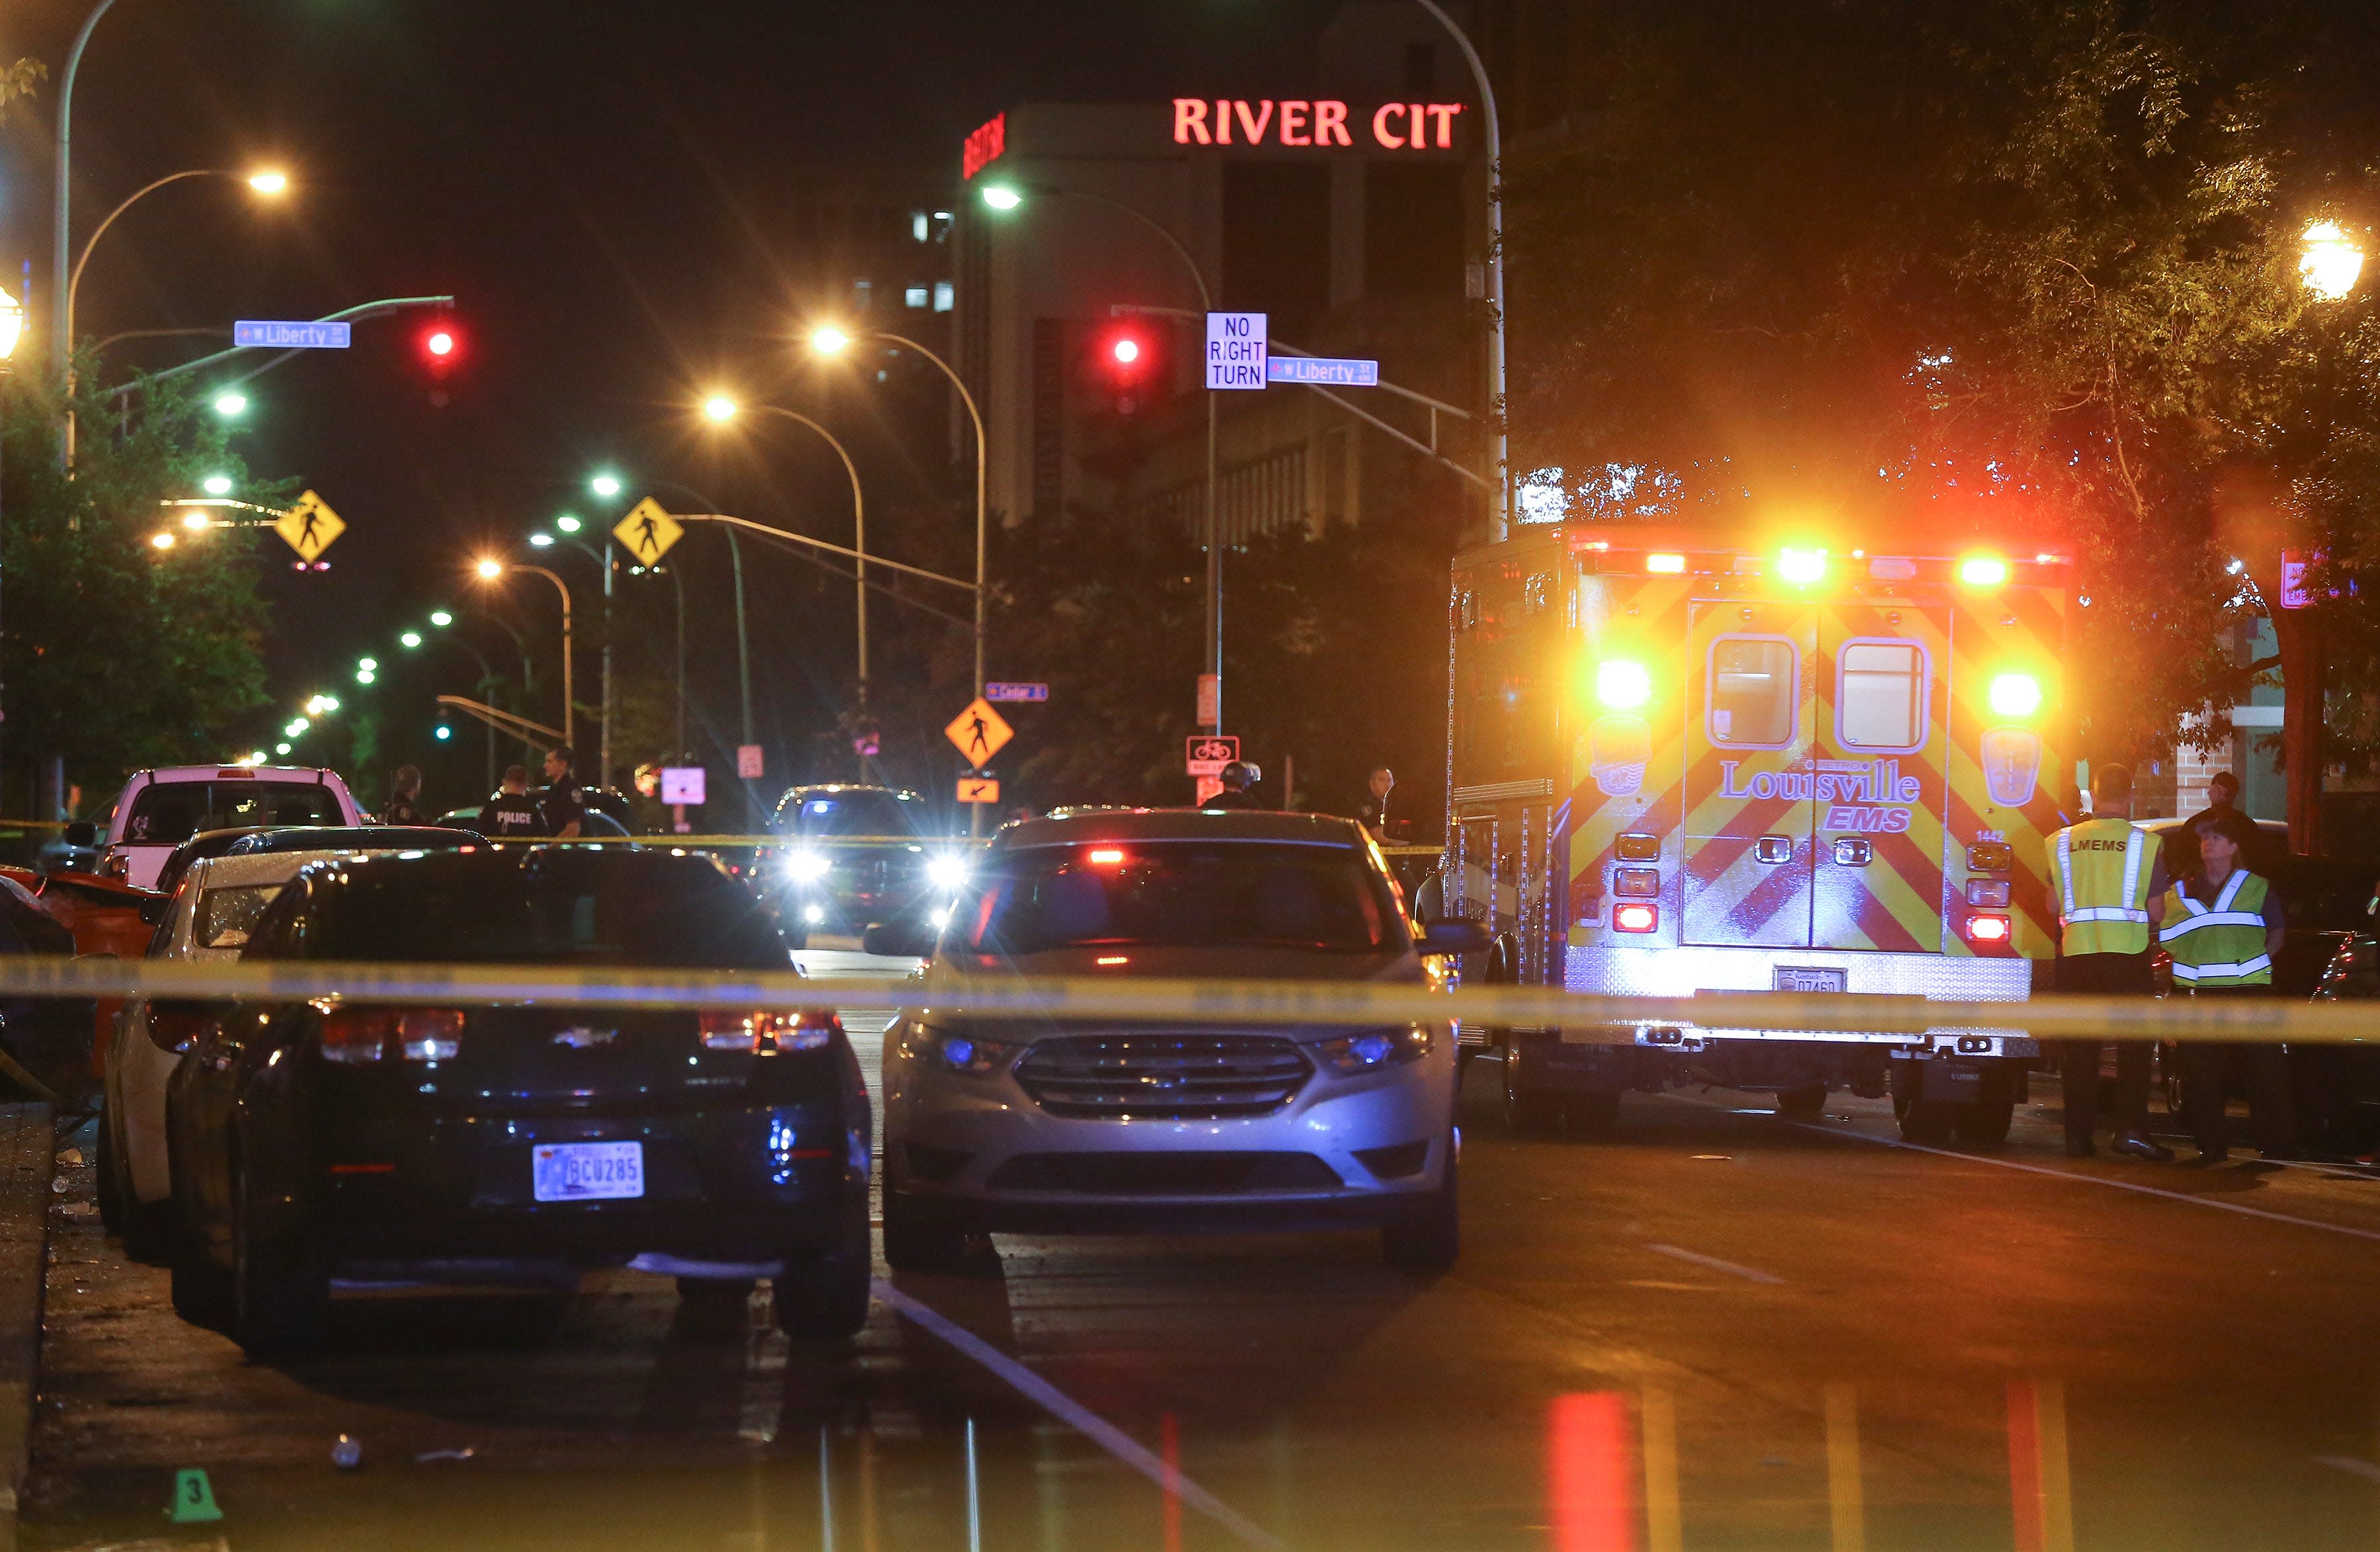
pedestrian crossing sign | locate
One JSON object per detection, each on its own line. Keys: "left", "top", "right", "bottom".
{"left": 274, "top": 490, "right": 344, "bottom": 561}
{"left": 614, "top": 497, "right": 683, "bottom": 565}
{"left": 944, "top": 697, "right": 1012, "bottom": 768}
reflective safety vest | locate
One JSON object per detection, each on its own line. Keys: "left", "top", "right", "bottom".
{"left": 2049, "top": 816, "right": 2155, "bottom": 956}
{"left": 2159, "top": 868, "right": 2273, "bottom": 987}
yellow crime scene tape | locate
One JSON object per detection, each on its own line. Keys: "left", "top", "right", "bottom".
{"left": 0, "top": 956, "right": 2369, "bottom": 1043}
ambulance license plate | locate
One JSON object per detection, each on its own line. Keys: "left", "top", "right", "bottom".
{"left": 1774, "top": 967, "right": 1846, "bottom": 994}
{"left": 532, "top": 1142, "right": 645, "bottom": 1202}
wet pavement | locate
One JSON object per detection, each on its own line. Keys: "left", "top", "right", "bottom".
{"left": 27, "top": 1033, "right": 2380, "bottom": 1551}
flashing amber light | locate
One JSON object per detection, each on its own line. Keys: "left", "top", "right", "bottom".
{"left": 1966, "top": 913, "right": 2012, "bottom": 944}
{"left": 1612, "top": 903, "right": 1659, "bottom": 934}
{"left": 1958, "top": 555, "right": 2010, "bottom": 587}
{"left": 1595, "top": 659, "right": 1652, "bottom": 709}
{"left": 1776, "top": 548, "right": 1827, "bottom": 585}
{"left": 1087, "top": 848, "right": 1127, "bottom": 866}
{"left": 1646, "top": 552, "right": 1686, "bottom": 574}
{"left": 1988, "top": 672, "right": 2043, "bottom": 717}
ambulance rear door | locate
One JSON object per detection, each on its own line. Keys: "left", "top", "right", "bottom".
{"left": 1811, "top": 602, "right": 1952, "bottom": 953}
{"left": 1683, "top": 600, "right": 1817, "bottom": 948}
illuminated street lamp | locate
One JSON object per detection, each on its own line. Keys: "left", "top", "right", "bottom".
{"left": 588, "top": 473, "right": 622, "bottom": 499}
{"left": 473, "top": 559, "right": 574, "bottom": 745}
{"left": 554, "top": 514, "right": 582, "bottom": 534}
{"left": 212, "top": 391, "right": 249, "bottom": 418}
{"left": 2301, "top": 220, "right": 2365, "bottom": 302}
{"left": 429, "top": 611, "right": 453, "bottom": 628}
{"left": 202, "top": 474, "right": 233, "bottom": 496}
{"left": 805, "top": 324, "right": 987, "bottom": 743}
{"left": 149, "top": 532, "right": 175, "bottom": 550}
{"left": 978, "top": 184, "right": 1023, "bottom": 212}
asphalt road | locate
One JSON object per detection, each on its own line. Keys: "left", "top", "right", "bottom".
{"left": 27, "top": 1022, "right": 2380, "bottom": 1551}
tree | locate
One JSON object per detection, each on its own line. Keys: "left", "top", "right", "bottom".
{"left": 0, "top": 366, "right": 273, "bottom": 807}
{"left": 1507, "top": 0, "right": 2380, "bottom": 838}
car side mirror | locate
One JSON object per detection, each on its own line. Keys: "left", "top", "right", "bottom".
{"left": 862, "top": 919, "right": 937, "bottom": 960}
{"left": 63, "top": 822, "right": 95, "bottom": 848}
{"left": 146, "top": 999, "right": 219, "bottom": 1055}
{"left": 1418, "top": 919, "right": 1494, "bottom": 956}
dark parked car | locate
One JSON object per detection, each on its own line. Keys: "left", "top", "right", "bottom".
{"left": 767, "top": 784, "right": 969, "bottom": 946}
{"left": 162, "top": 846, "right": 870, "bottom": 1354}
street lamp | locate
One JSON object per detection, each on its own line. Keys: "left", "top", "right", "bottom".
{"left": 2301, "top": 220, "right": 2365, "bottom": 302}
{"left": 807, "top": 323, "right": 987, "bottom": 723}
{"left": 212, "top": 391, "right": 248, "bottom": 417}
{"left": 589, "top": 473, "right": 623, "bottom": 499}
{"left": 473, "top": 559, "right": 574, "bottom": 747}
{"left": 978, "top": 184, "right": 1222, "bottom": 734}
{"left": 699, "top": 393, "right": 873, "bottom": 743}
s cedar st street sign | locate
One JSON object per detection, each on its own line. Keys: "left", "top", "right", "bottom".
{"left": 984, "top": 682, "right": 1048, "bottom": 703}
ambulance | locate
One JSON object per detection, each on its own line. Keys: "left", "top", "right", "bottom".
{"left": 1442, "top": 521, "right": 2069, "bottom": 1143}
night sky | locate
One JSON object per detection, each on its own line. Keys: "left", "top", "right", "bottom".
{"left": 1, "top": 0, "right": 1343, "bottom": 779}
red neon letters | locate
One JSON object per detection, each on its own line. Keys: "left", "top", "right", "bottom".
{"left": 1172, "top": 99, "right": 1464, "bottom": 149}
{"left": 962, "top": 112, "right": 1007, "bottom": 179}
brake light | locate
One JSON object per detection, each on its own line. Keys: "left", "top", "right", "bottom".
{"left": 1966, "top": 913, "right": 2012, "bottom": 944}
{"left": 1087, "top": 848, "right": 1127, "bottom": 866}
{"left": 1613, "top": 903, "right": 1659, "bottom": 933}
{"left": 698, "top": 1008, "right": 841, "bottom": 1053}
{"left": 323, "top": 1008, "right": 463, "bottom": 1063}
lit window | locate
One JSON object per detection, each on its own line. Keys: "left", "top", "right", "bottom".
{"left": 1708, "top": 636, "right": 1798, "bottom": 748}
{"left": 933, "top": 281, "right": 955, "bottom": 312}
{"left": 1837, "top": 640, "right": 1930, "bottom": 752}
{"left": 912, "top": 211, "right": 929, "bottom": 242}
{"left": 905, "top": 286, "right": 930, "bottom": 309}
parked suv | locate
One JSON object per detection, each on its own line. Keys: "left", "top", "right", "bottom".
{"left": 874, "top": 809, "right": 1486, "bottom": 1272}
{"left": 91, "top": 767, "right": 362, "bottom": 889}
{"left": 768, "top": 784, "right": 963, "bottom": 944}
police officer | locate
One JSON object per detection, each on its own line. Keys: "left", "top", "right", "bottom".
{"left": 2047, "top": 763, "right": 2172, "bottom": 1160}
{"left": 2159, "top": 807, "right": 2296, "bottom": 1163}
{"left": 1203, "top": 760, "right": 1264, "bottom": 811}
{"left": 477, "top": 765, "right": 543, "bottom": 838}
{"left": 537, "top": 745, "right": 586, "bottom": 838}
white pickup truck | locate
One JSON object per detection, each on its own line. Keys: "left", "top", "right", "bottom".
{"left": 89, "top": 766, "right": 362, "bottom": 890}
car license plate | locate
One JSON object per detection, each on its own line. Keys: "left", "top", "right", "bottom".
{"left": 1774, "top": 966, "right": 1847, "bottom": 994}
{"left": 532, "top": 1141, "right": 645, "bottom": 1203}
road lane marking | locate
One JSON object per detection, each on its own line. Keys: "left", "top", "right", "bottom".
{"left": 1644, "top": 1243, "right": 1784, "bottom": 1284}
{"left": 1656, "top": 1092, "right": 2380, "bottom": 1245}
{"left": 870, "top": 1279, "right": 1285, "bottom": 1550}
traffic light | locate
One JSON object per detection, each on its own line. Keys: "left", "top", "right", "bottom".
{"left": 418, "top": 315, "right": 463, "bottom": 406}
{"left": 1090, "top": 322, "right": 1163, "bottom": 415}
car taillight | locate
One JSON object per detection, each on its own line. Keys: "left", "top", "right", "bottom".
{"left": 322, "top": 1008, "right": 464, "bottom": 1063}
{"left": 1613, "top": 903, "right": 1659, "bottom": 933}
{"left": 699, "top": 1008, "right": 842, "bottom": 1053}
{"left": 1966, "top": 913, "right": 2012, "bottom": 944}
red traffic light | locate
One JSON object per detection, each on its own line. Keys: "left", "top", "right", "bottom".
{"left": 418, "top": 317, "right": 463, "bottom": 374}
{"left": 425, "top": 329, "right": 455, "bottom": 357}
{"left": 1111, "top": 335, "right": 1141, "bottom": 366}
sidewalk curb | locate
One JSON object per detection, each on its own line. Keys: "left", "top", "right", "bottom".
{"left": 0, "top": 1102, "right": 53, "bottom": 1550}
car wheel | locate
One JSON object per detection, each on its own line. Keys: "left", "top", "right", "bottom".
{"left": 1952, "top": 1098, "right": 2016, "bottom": 1145}
{"left": 1501, "top": 1038, "right": 1562, "bottom": 1132}
{"left": 1776, "top": 1084, "right": 1829, "bottom": 1120}
{"left": 231, "top": 1166, "right": 329, "bottom": 1357}
{"left": 169, "top": 1211, "right": 234, "bottom": 1332}
{"left": 1381, "top": 1136, "right": 1459, "bottom": 1272}
{"left": 774, "top": 1196, "right": 872, "bottom": 1340}
{"left": 1892, "top": 1092, "right": 1958, "bottom": 1146}
{"left": 95, "top": 1106, "right": 128, "bottom": 1237}
{"left": 881, "top": 1189, "right": 975, "bottom": 1274}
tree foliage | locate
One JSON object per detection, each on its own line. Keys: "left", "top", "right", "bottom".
{"left": 0, "top": 370, "right": 273, "bottom": 801}
{"left": 1508, "top": 0, "right": 2380, "bottom": 766}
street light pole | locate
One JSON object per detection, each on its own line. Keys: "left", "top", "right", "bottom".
{"left": 1413, "top": 0, "right": 1510, "bottom": 540}
{"left": 479, "top": 561, "right": 572, "bottom": 748}
{"left": 982, "top": 184, "right": 1222, "bottom": 735}
{"left": 50, "top": 0, "right": 120, "bottom": 387}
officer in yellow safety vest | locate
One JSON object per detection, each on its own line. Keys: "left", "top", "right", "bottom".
{"left": 2160, "top": 807, "right": 2297, "bottom": 1163}
{"left": 2047, "top": 764, "right": 2173, "bottom": 1161}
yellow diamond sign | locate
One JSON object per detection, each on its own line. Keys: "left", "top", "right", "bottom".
{"left": 613, "top": 497, "right": 683, "bottom": 565}
{"left": 274, "top": 491, "right": 345, "bottom": 562}
{"left": 945, "top": 697, "right": 1012, "bottom": 768}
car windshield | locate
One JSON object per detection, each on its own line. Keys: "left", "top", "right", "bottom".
{"left": 782, "top": 792, "right": 920, "bottom": 838}
{"left": 953, "top": 840, "right": 1397, "bottom": 955}
{"left": 195, "top": 883, "right": 284, "bottom": 950}
{"left": 123, "top": 782, "right": 343, "bottom": 845}
{"left": 293, "top": 857, "right": 787, "bottom": 967}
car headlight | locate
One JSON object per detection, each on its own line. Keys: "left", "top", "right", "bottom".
{"left": 787, "top": 850, "right": 831, "bottom": 881}
{"left": 1310, "top": 1026, "right": 1432, "bottom": 1075}
{"left": 927, "top": 853, "right": 970, "bottom": 890}
{"left": 902, "top": 1021, "right": 1021, "bottom": 1077}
